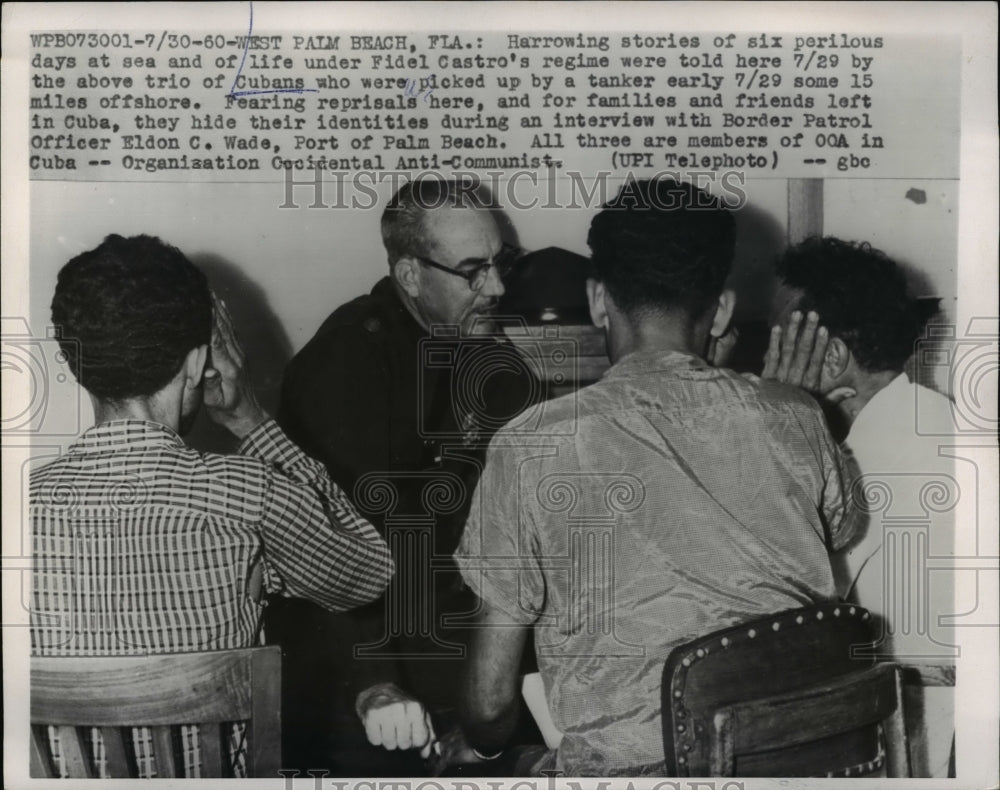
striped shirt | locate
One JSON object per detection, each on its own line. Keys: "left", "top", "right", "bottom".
{"left": 31, "top": 418, "right": 393, "bottom": 656}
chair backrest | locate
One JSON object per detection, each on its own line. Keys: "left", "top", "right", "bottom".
{"left": 662, "top": 602, "right": 910, "bottom": 777}
{"left": 31, "top": 646, "right": 280, "bottom": 778}
{"left": 709, "top": 662, "right": 909, "bottom": 777}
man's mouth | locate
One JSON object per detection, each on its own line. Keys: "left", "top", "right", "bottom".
{"left": 464, "top": 305, "right": 499, "bottom": 335}
{"left": 472, "top": 301, "right": 499, "bottom": 315}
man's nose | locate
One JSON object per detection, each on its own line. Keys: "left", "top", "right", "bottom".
{"left": 481, "top": 263, "right": 506, "bottom": 298}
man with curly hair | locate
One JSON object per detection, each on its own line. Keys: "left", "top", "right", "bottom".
{"left": 30, "top": 235, "right": 393, "bottom": 775}
{"left": 764, "top": 236, "right": 956, "bottom": 777}
{"left": 444, "top": 179, "right": 863, "bottom": 776}
{"left": 33, "top": 233, "right": 392, "bottom": 655}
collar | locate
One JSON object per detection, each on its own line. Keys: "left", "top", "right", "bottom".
{"left": 67, "top": 419, "right": 186, "bottom": 455}
{"left": 848, "top": 372, "right": 909, "bottom": 443}
{"left": 603, "top": 348, "right": 707, "bottom": 380}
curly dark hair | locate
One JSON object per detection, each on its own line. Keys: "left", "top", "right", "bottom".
{"left": 51, "top": 234, "right": 212, "bottom": 401}
{"left": 586, "top": 177, "right": 736, "bottom": 317}
{"left": 776, "top": 236, "right": 939, "bottom": 373}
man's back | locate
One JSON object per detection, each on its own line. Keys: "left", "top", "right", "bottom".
{"left": 457, "top": 348, "right": 860, "bottom": 774}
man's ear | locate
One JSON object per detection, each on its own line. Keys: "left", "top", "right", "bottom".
{"left": 392, "top": 257, "right": 421, "bottom": 298}
{"left": 184, "top": 344, "right": 208, "bottom": 388}
{"left": 586, "top": 278, "right": 608, "bottom": 330}
{"left": 824, "top": 336, "right": 851, "bottom": 380}
{"left": 709, "top": 289, "right": 736, "bottom": 338}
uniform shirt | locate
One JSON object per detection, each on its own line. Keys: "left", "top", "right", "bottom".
{"left": 278, "top": 276, "right": 543, "bottom": 714}
{"left": 31, "top": 418, "right": 393, "bottom": 656}
{"left": 455, "top": 348, "right": 862, "bottom": 776}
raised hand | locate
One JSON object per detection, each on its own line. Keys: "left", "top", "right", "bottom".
{"left": 202, "top": 294, "right": 268, "bottom": 438}
{"left": 762, "top": 310, "right": 856, "bottom": 403}
{"left": 762, "top": 310, "right": 829, "bottom": 390}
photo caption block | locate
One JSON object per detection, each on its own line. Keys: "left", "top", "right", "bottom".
{"left": 28, "top": 29, "right": 959, "bottom": 181}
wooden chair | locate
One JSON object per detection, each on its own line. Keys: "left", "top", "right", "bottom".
{"left": 31, "top": 646, "right": 281, "bottom": 778}
{"left": 662, "top": 603, "right": 910, "bottom": 777}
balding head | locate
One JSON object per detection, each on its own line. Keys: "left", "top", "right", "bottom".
{"left": 381, "top": 178, "right": 489, "bottom": 266}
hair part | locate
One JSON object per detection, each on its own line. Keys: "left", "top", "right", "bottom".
{"left": 776, "top": 236, "right": 939, "bottom": 373}
{"left": 51, "top": 234, "right": 212, "bottom": 401}
{"left": 586, "top": 177, "right": 736, "bottom": 319}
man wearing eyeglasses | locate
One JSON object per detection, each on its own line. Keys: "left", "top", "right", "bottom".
{"left": 273, "top": 179, "right": 543, "bottom": 775}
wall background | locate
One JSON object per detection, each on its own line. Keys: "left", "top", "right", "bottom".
{"left": 27, "top": 174, "right": 959, "bottom": 451}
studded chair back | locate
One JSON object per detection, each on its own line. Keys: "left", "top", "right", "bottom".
{"left": 661, "top": 603, "right": 910, "bottom": 777}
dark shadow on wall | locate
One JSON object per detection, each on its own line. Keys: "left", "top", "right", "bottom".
{"left": 185, "top": 253, "right": 293, "bottom": 454}
{"left": 726, "top": 199, "right": 787, "bottom": 375}
{"left": 478, "top": 181, "right": 522, "bottom": 251}
{"left": 503, "top": 195, "right": 788, "bottom": 377}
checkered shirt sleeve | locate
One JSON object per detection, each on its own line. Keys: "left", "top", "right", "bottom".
{"left": 238, "top": 419, "right": 394, "bottom": 610}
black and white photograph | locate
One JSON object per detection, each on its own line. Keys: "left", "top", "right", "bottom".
{"left": 2, "top": 2, "right": 997, "bottom": 787}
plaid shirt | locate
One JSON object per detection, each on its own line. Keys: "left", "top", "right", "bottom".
{"left": 31, "top": 418, "right": 393, "bottom": 656}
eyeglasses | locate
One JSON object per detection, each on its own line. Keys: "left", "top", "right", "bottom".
{"left": 413, "top": 243, "right": 520, "bottom": 292}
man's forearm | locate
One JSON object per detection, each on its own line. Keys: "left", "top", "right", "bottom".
{"left": 461, "top": 608, "right": 530, "bottom": 756}
{"left": 461, "top": 694, "right": 520, "bottom": 756}
{"left": 240, "top": 419, "right": 394, "bottom": 610}
{"left": 237, "top": 417, "right": 339, "bottom": 488}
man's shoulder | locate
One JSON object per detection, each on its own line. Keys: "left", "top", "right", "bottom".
{"left": 484, "top": 386, "right": 594, "bottom": 457}
{"left": 28, "top": 454, "right": 66, "bottom": 493}
{"left": 738, "top": 370, "right": 828, "bottom": 416}
{"left": 578, "top": 364, "right": 824, "bottom": 419}
{"left": 288, "top": 280, "right": 398, "bottom": 372}
{"left": 311, "top": 282, "right": 394, "bottom": 345}
{"left": 30, "top": 438, "right": 270, "bottom": 519}
{"left": 490, "top": 366, "right": 824, "bottom": 438}
{"left": 848, "top": 376, "right": 956, "bottom": 473}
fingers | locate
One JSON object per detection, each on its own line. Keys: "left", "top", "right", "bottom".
{"left": 396, "top": 713, "right": 414, "bottom": 750}
{"left": 209, "top": 293, "right": 245, "bottom": 368}
{"left": 801, "top": 326, "right": 828, "bottom": 391}
{"left": 363, "top": 712, "right": 384, "bottom": 749}
{"left": 826, "top": 386, "right": 858, "bottom": 405}
{"left": 761, "top": 325, "right": 782, "bottom": 379}
{"left": 363, "top": 700, "right": 429, "bottom": 752}
{"left": 765, "top": 311, "right": 827, "bottom": 391}
{"left": 786, "top": 312, "right": 820, "bottom": 384}
{"left": 209, "top": 292, "right": 229, "bottom": 352}
{"left": 408, "top": 708, "right": 430, "bottom": 754}
{"left": 202, "top": 367, "right": 221, "bottom": 392}
{"left": 419, "top": 711, "right": 438, "bottom": 758}
{"left": 775, "top": 311, "right": 801, "bottom": 381}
